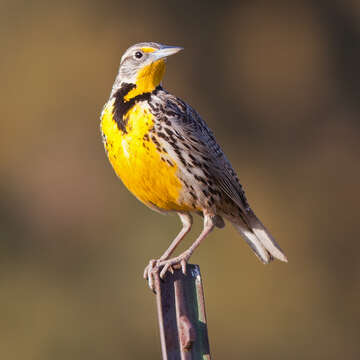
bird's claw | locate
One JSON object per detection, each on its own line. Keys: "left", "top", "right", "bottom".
{"left": 160, "top": 263, "right": 173, "bottom": 279}
{"left": 181, "top": 259, "right": 187, "bottom": 274}
{"left": 143, "top": 259, "right": 156, "bottom": 279}
{"left": 143, "top": 252, "right": 191, "bottom": 292}
{"left": 143, "top": 259, "right": 158, "bottom": 292}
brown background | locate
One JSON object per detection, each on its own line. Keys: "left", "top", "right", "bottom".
{"left": 1, "top": 0, "right": 359, "bottom": 359}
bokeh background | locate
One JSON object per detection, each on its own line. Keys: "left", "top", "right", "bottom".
{"left": 1, "top": 0, "right": 360, "bottom": 359}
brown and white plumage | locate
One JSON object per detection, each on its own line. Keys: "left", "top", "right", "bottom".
{"left": 147, "top": 88, "right": 287, "bottom": 263}
{"left": 100, "top": 42, "right": 287, "bottom": 289}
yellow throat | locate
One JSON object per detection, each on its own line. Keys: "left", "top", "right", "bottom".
{"left": 125, "top": 59, "right": 166, "bottom": 101}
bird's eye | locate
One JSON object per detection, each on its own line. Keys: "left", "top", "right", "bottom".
{"left": 134, "top": 51, "right": 143, "bottom": 59}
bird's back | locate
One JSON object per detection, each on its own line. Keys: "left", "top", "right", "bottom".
{"left": 148, "top": 87, "right": 249, "bottom": 212}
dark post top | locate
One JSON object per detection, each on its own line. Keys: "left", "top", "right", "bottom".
{"left": 154, "top": 264, "right": 211, "bottom": 360}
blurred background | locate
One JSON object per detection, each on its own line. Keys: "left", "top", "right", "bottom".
{"left": 1, "top": 0, "right": 359, "bottom": 359}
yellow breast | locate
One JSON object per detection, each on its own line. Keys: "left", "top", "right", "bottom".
{"left": 100, "top": 99, "right": 191, "bottom": 212}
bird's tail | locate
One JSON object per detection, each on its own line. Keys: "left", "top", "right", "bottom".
{"left": 230, "top": 210, "right": 288, "bottom": 264}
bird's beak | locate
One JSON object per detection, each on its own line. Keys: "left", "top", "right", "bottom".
{"left": 151, "top": 45, "right": 183, "bottom": 61}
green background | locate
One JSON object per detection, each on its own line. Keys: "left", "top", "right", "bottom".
{"left": 1, "top": 0, "right": 359, "bottom": 359}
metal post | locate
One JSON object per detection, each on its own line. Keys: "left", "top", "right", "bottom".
{"left": 154, "top": 264, "right": 211, "bottom": 360}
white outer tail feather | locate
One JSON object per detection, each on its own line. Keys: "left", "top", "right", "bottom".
{"left": 252, "top": 227, "right": 288, "bottom": 262}
{"left": 231, "top": 213, "right": 288, "bottom": 264}
{"left": 234, "top": 223, "right": 271, "bottom": 264}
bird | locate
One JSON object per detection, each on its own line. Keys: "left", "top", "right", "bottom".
{"left": 100, "top": 42, "right": 287, "bottom": 289}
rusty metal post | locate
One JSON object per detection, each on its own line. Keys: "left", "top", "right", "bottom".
{"left": 154, "top": 264, "right": 211, "bottom": 360}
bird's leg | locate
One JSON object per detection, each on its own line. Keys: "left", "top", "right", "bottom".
{"left": 159, "top": 213, "right": 193, "bottom": 261}
{"left": 144, "top": 213, "right": 193, "bottom": 289}
{"left": 146, "top": 215, "right": 215, "bottom": 290}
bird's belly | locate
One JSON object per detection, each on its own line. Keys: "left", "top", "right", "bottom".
{"left": 100, "top": 102, "right": 192, "bottom": 212}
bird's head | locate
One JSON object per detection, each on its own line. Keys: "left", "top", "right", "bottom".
{"left": 111, "top": 42, "right": 183, "bottom": 99}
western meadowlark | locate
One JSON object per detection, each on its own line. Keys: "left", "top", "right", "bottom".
{"left": 100, "top": 42, "right": 287, "bottom": 289}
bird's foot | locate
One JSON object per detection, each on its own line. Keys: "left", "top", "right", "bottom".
{"left": 143, "top": 259, "right": 171, "bottom": 292}
{"left": 143, "top": 251, "right": 191, "bottom": 292}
